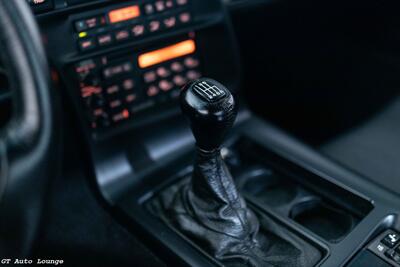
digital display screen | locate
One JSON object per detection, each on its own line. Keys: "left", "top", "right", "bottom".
{"left": 108, "top": 5, "right": 140, "bottom": 24}
{"left": 138, "top": 40, "right": 196, "bottom": 69}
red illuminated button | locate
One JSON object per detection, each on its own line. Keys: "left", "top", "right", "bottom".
{"left": 112, "top": 109, "right": 130, "bottom": 122}
{"left": 79, "top": 38, "right": 96, "bottom": 51}
{"left": 148, "top": 20, "right": 161, "bottom": 32}
{"left": 186, "top": 70, "right": 201, "bottom": 80}
{"left": 154, "top": 1, "right": 165, "bottom": 12}
{"left": 171, "top": 62, "right": 184, "bottom": 72}
{"left": 163, "top": 16, "right": 177, "bottom": 29}
{"left": 106, "top": 85, "right": 120, "bottom": 94}
{"left": 122, "top": 79, "right": 135, "bottom": 90}
{"left": 156, "top": 67, "right": 171, "bottom": 78}
{"left": 159, "top": 80, "right": 174, "bottom": 91}
{"left": 93, "top": 108, "right": 104, "bottom": 117}
{"left": 144, "top": 71, "right": 157, "bottom": 83}
{"left": 173, "top": 75, "right": 187, "bottom": 86}
{"left": 184, "top": 57, "right": 199, "bottom": 68}
{"left": 109, "top": 100, "right": 122, "bottom": 108}
{"left": 122, "top": 109, "right": 130, "bottom": 118}
{"left": 97, "top": 34, "right": 113, "bottom": 46}
{"left": 147, "top": 85, "right": 159, "bottom": 97}
{"left": 165, "top": 0, "right": 174, "bottom": 8}
{"left": 126, "top": 94, "right": 137, "bottom": 103}
{"left": 115, "top": 29, "right": 130, "bottom": 41}
{"left": 132, "top": 24, "right": 145, "bottom": 37}
{"left": 81, "top": 86, "right": 102, "bottom": 98}
{"left": 178, "top": 12, "right": 191, "bottom": 24}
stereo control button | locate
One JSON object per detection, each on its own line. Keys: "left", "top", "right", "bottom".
{"left": 154, "top": 1, "right": 166, "bottom": 12}
{"left": 132, "top": 24, "right": 146, "bottom": 37}
{"left": 122, "top": 79, "right": 135, "bottom": 90}
{"left": 75, "top": 16, "right": 105, "bottom": 32}
{"left": 143, "top": 3, "right": 155, "bottom": 15}
{"left": 103, "top": 62, "right": 132, "bottom": 79}
{"left": 163, "top": 16, "right": 177, "bottom": 29}
{"left": 156, "top": 67, "right": 171, "bottom": 78}
{"left": 171, "top": 62, "right": 184, "bottom": 72}
{"left": 98, "top": 34, "right": 113, "bottom": 46}
{"left": 106, "top": 85, "right": 120, "bottom": 95}
{"left": 173, "top": 75, "right": 186, "bottom": 86}
{"left": 109, "top": 100, "right": 122, "bottom": 108}
{"left": 144, "top": 71, "right": 157, "bottom": 83}
{"left": 186, "top": 70, "right": 201, "bottom": 80}
{"left": 112, "top": 109, "right": 130, "bottom": 123}
{"left": 126, "top": 94, "right": 138, "bottom": 103}
{"left": 79, "top": 38, "right": 96, "bottom": 51}
{"left": 148, "top": 20, "right": 162, "bottom": 32}
{"left": 115, "top": 29, "right": 130, "bottom": 42}
{"left": 159, "top": 80, "right": 174, "bottom": 91}
{"left": 184, "top": 57, "right": 199, "bottom": 68}
{"left": 165, "top": 0, "right": 174, "bottom": 8}
{"left": 178, "top": 12, "right": 191, "bottom": 24}
{"left": 147, "top": 85, "right": 159, "bottom": 97}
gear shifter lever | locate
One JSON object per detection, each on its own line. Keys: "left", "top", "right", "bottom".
{"left": 180, "top": 78, "right": 237, "bottom": 151}
{"left": 178, "top": 78, "right": 262, "bottom": 261}
{"left": 151, "top": 78, "right": 322, "bottom": 267}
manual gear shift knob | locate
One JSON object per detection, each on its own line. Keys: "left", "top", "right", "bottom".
{"left": 180, "top": 78, "right": 237, "bottom": 151}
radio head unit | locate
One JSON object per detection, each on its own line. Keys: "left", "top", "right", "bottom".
{"left": 74, "top": 36, "right": 202, "bottom": 138}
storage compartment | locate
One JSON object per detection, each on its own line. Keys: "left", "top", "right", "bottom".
{"left": 238, "top": 167, "right": 298, "bottom": 207}
{"left": 225, "top": 138, "right": 373, "bottom": 243}
{"left": 289, "top": 200, "right": 355, "bottom": 242}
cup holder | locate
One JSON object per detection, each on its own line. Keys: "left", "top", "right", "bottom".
{"left": 289, "top": 199, "right": 355, "bottom": 243}
{"left": 239, "top": 168, "right": 298, "bottom": 207}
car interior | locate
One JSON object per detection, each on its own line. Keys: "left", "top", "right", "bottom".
{"left": 1, "top": 0, "right": 400, "bottom": 266}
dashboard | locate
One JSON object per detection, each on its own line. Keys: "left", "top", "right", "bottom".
{"left": 32, "top": 0, "right": 240, "bottom": 141}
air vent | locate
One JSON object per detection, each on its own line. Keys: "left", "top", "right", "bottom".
{"left": 0, "top": 66, "right": 12, "bottom": 128}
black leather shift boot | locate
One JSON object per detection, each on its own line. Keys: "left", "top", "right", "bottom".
{"left": 149, "top": 149, "right": 321, "bottom": 267}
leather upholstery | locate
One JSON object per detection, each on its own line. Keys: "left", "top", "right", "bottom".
{"left": 150, "top": 148, "right": 321, "bottom": 266}
{"left": 321, "top": 96, "right": 400, "bottom": 195}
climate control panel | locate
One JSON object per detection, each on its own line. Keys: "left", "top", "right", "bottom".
{"left": 73, "top": 38, "right": 202, "bottom": 136}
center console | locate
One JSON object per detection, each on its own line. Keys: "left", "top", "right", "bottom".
{"left": 34, "top": 1, "right": 400, "bottom": 266}
{"left": 39, "top": 0, "right": 239, "bottom": 140}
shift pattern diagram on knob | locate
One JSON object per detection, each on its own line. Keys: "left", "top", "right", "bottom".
{"left": 193, "top": 80, "right": 226, "bottom": 102}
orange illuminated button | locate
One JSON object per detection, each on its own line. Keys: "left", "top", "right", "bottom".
{"left": 108, "top": 6, "right": 140, "bottom": 24}
{"left": 138, "top": 40, "right": 196, "bottom": 69}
